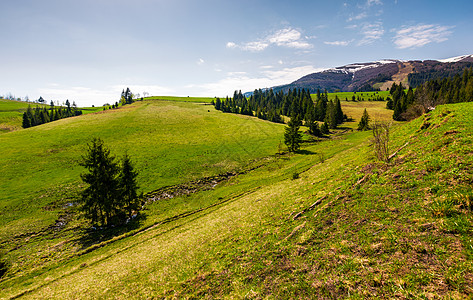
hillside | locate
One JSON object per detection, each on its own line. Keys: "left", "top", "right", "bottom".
{"left": 0, "top": 99, "right": 102, "bottom": 134}
{"left": 0, "top": 97, "right": 471, "bottom": 298}
{"left": 272, "top": 55, "right": 473, "bottom": 93}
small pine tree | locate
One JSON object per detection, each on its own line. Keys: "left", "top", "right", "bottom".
{"left": 22, "top": 112, "right": 31, "bottom": 128}
{"left": 320, "top": 121, "right": 329, "bottom": 135}
{"left": 357, "top": 108, "right": 370, "bottom": 131}
{"left": 119, "top": 153, "right": 140, "bottom": 219}
{"left": 284, "top": 114, "right": 303, "bottom": 152}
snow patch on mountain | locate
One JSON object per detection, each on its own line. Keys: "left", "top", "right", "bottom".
{"left": 325, "top": 60, "right": 399, "bottom": 75}
{"left": 438, "top": 55, "right": 473, "bottom": 63}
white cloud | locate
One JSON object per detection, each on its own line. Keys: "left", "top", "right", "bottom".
{"left": 243, "top": 41, "right": 269, "bottom": 52}
{"left": 324, "top": 40, "right": 352, "bottom": 46}
{"left": 185, "top": 65, "right": 323, "bottom": 97}
{"left": 37, "top": 84, "right": 175, "bottom": 107}
{"left": 366, "top": 0, "right": 383, "bottom": 7}
{"left": 348, "top": 12, "right": 367, "bottom": 22}
{"left": 226, "top": 27, "right": 312, "bottom": 52}
{"left": 393, "top": 24, "right": 453, "bottom": 49}
{"left": 262, "top": 66, "right": 325, "bottom": 82}
{"left": 358, "top": 22, "right": 384, "bottom": 45}
{"left": 197, "top": 58, "right": 205, "bottom": 65}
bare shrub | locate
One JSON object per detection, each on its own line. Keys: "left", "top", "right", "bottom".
{"left": 372, "top": 121, "right": 391, "bottom": 162}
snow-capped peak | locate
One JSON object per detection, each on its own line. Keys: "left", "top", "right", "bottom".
{"left": 325, "top": 60, "right": 399, "bottom": 74}
{"left": 438, "top": 55, "right": 473, "bottom": 63}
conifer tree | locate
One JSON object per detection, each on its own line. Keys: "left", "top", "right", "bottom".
{"left": 22, "top": 112, "right": 31, "bottom": 128}
{"left": 79, "top": 138, "right": 121, "bottom": 226}
{"left": 119, "top": 153, "right": 140, "bottom": 219}
{"left": 284, "top": 114, "right": 303, "bottom": 152}
{"left": 320, "top": 121, "right": 329, "bottom": 135}
{"left": 357, "top": 108, "right": 370, "bottom": 131}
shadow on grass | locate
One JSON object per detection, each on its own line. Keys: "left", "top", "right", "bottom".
{"left": 77, "top": 213, "right": 147, "bottom": 250}
{"left": 297, "top": 149, "right": 316, "bottom": 155}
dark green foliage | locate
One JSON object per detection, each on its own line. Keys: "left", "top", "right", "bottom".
{"left": 22, "top": 103, "right": 83, "bottom": 128}
{"left": 325, "top": 100, "right": 338, "bottom": 129}
{"left": 408, "top": 62, "right": 473, "bottom": 87}
{"left": 215, "top": 97, "right": 221, "bottom": 110}
{"left": 357, "top": 109, "right": 370, "bottom": 131}
{"left": 320, "top": 121, "right": 329, "bottom": 135}
{"left": 284, "top": 114, "right": 303, "bottom": 152}
{"left": 392, "top": 68, "right": 473, "bottom": 120}
{"left": 0, "top": 252, "right": 8, "bottom": 278}
{"left": 119, "top": 153, "right": 141, "bottom": 219}
{"left": 307, "top": 113, "right": 321, "bottom": 137}
{"left": 79, "top": 138, "right": 141, "bottom": 227}
{"left": 120, "top": 87, "right": 135, "bottom": 106}
{"left": 213, "top": 88, "right": 345, "bottom": 127}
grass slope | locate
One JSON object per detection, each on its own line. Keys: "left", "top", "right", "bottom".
{"left": 1, "top": 100, "right": 471, "bottom": 298}
{"left": 0, "top": 100, "right": 284, "bottom": 266}
{"left": 0, "top": 99, "right": 102, "bottom": 134}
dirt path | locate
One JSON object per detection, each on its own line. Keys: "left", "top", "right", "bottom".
{"left": 380, "top": 62, "right": 414, "bottom": 91}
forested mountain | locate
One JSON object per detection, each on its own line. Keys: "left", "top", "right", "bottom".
{"left": 270, "top": 55, "right": 473, "bottom": 93}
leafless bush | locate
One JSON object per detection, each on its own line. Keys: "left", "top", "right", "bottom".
{"left": 372, "top": 121, "right": 391, "bottom": 162}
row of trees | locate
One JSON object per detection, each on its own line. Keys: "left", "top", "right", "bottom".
{"left": 388, "top": 68, "right": 473, "bottom": 120}
{"left": 120, "top": 87, "right": 135, "bottom": 105}
{"left": 214, "top": 88, "right": 346, "bottom": 130}
{"left": 385, "top": 83, "right": 415, "bottom": 121}
{"left": 22, "top": 100, "right": 83, "bottom": 128}
{"left": 80, "top": 138, "right": 141, "bottom": 227}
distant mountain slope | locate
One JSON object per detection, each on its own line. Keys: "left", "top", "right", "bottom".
{"left": 271, "top": 55, "right": 473, "bottom": 93}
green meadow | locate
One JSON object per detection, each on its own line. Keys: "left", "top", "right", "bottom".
{"left": 0, "top": 99, "right": 102, "bottom": 134}
{"left": 1, "top": 95, "right": 472, "bottom": 298}
{"left": 0, "top": 99, "right": 284, "bottom": 250}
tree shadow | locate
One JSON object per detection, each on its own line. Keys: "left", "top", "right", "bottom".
{"left": 297, "top": 149, "right": 316, "bottom": 155}
{"left": 76, "top": 212, "right": 147, "bottom": 250}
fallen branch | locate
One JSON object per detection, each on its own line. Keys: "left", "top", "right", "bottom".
{"left": 293, "top": 195, "right": 328, "bottom": 220}
{"left": 388, "top": 142, "right": 409, "bottom": 161}
{"left": 353, "top": 174, "right": 369, "bottom": 189}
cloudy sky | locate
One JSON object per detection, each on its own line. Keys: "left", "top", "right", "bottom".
{"left": 1, "top": 0, "right": 472, "bottom": 106}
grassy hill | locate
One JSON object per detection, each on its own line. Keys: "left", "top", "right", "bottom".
{"left": 0, "top": 99, "right": 102, "bottom": 134}
{"left": 1, "top": 97, "right": 472, "bottom": 298}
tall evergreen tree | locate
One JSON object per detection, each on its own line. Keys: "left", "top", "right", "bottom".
{"left": 284, "top": 114, "right": 303, "bottom": 152}
{"left": 79, "top": 138, "right": 121, "bottom": 226}
{"left": 119, "top": 153, "right": 140, "bottom": 219}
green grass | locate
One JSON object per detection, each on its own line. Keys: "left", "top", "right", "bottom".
{"left": 144, "top": 96, "right": 216, "bottom": 103}
{"left": 317, "top": 90, "right": 392, "bottom": 101}
{"left": 0, "top": 99, "right": 284, "bottom": 246}
{"left": 1, "top": 98, "right": 472, "bottom": 298}
{"left": 0, "top": 99, "right": 102, "bottom": 134}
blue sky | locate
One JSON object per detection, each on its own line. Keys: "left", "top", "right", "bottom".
{"left": 1, "top": 0, "right": 472, "bottom": 106}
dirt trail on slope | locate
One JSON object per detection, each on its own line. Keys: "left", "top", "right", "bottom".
{"left": 380, "top": 62, "right": 414, "bottom": 91}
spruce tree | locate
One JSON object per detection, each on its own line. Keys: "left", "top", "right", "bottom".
{"left": 284, "top": 114, "right": 303, "bottom": 152}
{"left": 22, "top": 112, "right": 31, "bottom": 128}
{"left": 320, "top": 121, "right": 329, "bottom": 135}
{"left": 79, "top": 138, "right": 121, "bottom": 226}
{"left": 119, "top": 153, "right": 140, "bottom": 219}
{"left": 357, "top": 108, "right": 370, "bottom": 131}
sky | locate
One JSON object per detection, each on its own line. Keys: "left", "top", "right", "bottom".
{"left": 1, "top": 0, "right": 472, "bottom": 106}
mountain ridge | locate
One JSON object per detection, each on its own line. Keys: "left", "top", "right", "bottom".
{"left": 267, "top": 55, "right": 473, "bottom": 94}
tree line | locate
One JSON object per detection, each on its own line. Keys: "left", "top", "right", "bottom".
{"left": 214, "top": 88, "right": 346, "bottom": 135}
{"left": 388, "top": 68, "right": 473, "bottom": 120}
{"left": 22, "top": 99, "right": 83, "bottom": 128}
{"left": 103, "top": 87, "right": 137, "bottom": 110}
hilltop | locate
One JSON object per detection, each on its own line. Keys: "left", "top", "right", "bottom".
{"left": 271, "top": 55, "right": 473, "bottom": 93}
{"left": 0, "top": 95, "right": 471, "bottom": 298}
